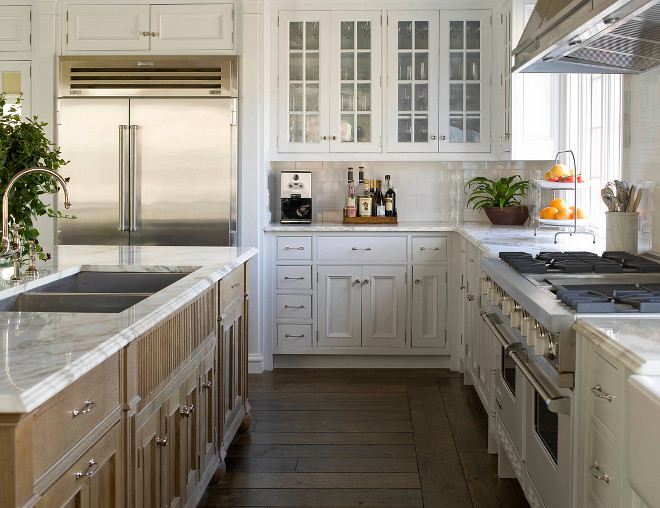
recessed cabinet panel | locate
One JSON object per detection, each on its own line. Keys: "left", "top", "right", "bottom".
{"left": 362, "top": 265, "right": 406, "bottom": 348}
{"left": 318, "top": 266, "right": 362, "bottom": 347}
{"left": 67, "top": 5, "right": 150, "bottom": 51}
{"left": 386, "top": 10, "right": 439, "bottom": 153}
{"left": 0, "top": 6, "right": 31, "bottom": 52}
{"left": 412, "top": 265, "right": 447, "bottom": 348}
{"left": 150, "top": 4, "right": 234, "bottom": 51}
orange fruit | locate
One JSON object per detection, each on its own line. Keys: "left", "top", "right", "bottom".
{"left": 569, "top": 206, "right": 576, "bottom": 212}
{"left": 540, "top": 207, "right": 559, "bottom": 220}
{"left": 556, "top": 208, "right": 573, "bottom": 220}
{"left": 549, "top": 164, "right": 569, "bottom": 178}
{"left": 550, "top": 198, "right": 567, "bottom": 210}
{"left": 575, "top": 208, "right": 588, "bottom": 219}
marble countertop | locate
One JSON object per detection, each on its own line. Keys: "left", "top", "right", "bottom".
{"left": 0, "top": 245, "right": 257, "bottom": 414}
{"left": 573, "top": 318, "right": 660, "bottom": 375}
{"left": 265, "top": 221, "right": 632, "bottom": 256}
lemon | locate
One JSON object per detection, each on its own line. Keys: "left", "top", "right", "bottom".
{"left": 549, "top": 164, "right": 569, "bottom": 178}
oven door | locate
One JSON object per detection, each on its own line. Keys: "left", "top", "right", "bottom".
{"left": 483, "top": 313, "right": 525, "bottom": 464}
{"left": 512, "top": 351, "right": 572, "bottom": 508}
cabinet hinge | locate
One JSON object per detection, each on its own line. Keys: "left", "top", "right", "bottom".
{"left": 277, "top": 15, "right": 280, "bottom": 27}
{"left": 213, "top": 428, "right": 217, "bottom": 446}
{"left": 66, "top": 10, "right": 68, "bottom": 22}
{"left": 380, "top": 14, "right": 383, "bottom": 26}
{"left": 379, "top": 135, "right": 382, "bottom": 147}
{"left": 501, "top": 13, "right": 503, "bottom": 24}
{"left": 490, "top": 14, "right": 492, "bottom": 25}
{"left": 277, "top": 76, "right": 279, "bottom": 88}
{"left": 29, "top": 34, "right": 31, "bottom": 46}
{"left": 137, "top": 446, "right": 141, "bottom": 471}
{"left": 232, "top": 8, "right": 235, "bottom": 21}
{"left": 277, "top": 136, "right": 280, "bottom": 148}
{"left": 198, "top": 453, "right": 201, "bottom": 471}
{"left": 445, "top": 330, "right": 447, "bottom": 343}
{"left": 232, "top": 32, "right": 234, "bottom": 44}
{"left": 387, "top": 14, "right": 389, "bottom": 25}
{"left": 66, "top": 33, "right": 68, "bottom": 44}
{"left": 316, "top": 330, "right": 319, "bottom": 342}
{"left": 379, "top": 75, "right": 382, "bottom": 87}
{"left": 460, "top": 333, "right": 463, "bottom": 345}
{"left": 405, "top": 271, "right": 407, "bottom": 283}
{"left": 446, "top": 271, "right": 448, "bottom": 283}
{"left": 490, "top": 75, "right": 492, "bottom": 86}
{"left": 500, "top": 74, "right": 503, "bottom": 86}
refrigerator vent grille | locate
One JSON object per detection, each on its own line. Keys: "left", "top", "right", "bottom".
{"left": 68, "top": 67, "right": 223, "bottom": 90}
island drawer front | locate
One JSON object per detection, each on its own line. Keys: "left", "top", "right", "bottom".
{"left": 220, "top": 263, "right": 245, "bottom": 312}
{"left": 277, "top": 265, "right": 312, "bottom": 290}
{"left": 277, "top": 236, "right": 312, "bottom": 260}
{"left": 276, "top": 294, "right": 312, "bottom": 319}
{"left": 587, "top": 426, "right": 618, "bottom": 508}
{"left": 278, "top": 324, "right": 312, "bottom": 348}
{"left": 590, "top": 351, "right": 622, "bottom": 440}
{"left": 411, "top": 236, "right": 448, "bottom": 261}
{"left": 466, "top": 243, "right": 480, "bottom": 275}
{"left": 317, "top": 236, "right": 407, "bottom": 261}
{"left": 32, "top": 353, "right": 120, "bottom": 478}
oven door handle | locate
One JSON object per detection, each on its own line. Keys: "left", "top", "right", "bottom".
{"left": 510, "top": 350, "right": 571, "bottom": 415}
{"left": 481, "top": 312, "right": 523, "bottom": 354}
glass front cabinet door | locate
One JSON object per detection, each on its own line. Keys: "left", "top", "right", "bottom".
{"left": 278, "top": 11, "right": 382, "bottom": 153}
{"left": 439, "top": 10, "right": 491, "bottom": 153}
{"left": 386, "top": 11, "right": 439, "bottom": 153}
{"left": 0, "top": 60, "right": 31, "bottom": 118}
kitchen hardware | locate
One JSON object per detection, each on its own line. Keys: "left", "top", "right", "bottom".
{"left": 75, "top": 459, "right": 99, "bottom": 479}
{"left": 72, "top": 400, "right": 96, "bottom": 417}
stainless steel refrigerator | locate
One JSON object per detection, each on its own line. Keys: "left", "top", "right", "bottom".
{"left": 56, "top": 57, "right": 237, "bottom": 246}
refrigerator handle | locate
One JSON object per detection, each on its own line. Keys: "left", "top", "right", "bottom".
{"left": 129, "top": 125, "right": 140, "bottom": 232}
{"left": 118, "top": 125, "right": 129, "bottom": 231}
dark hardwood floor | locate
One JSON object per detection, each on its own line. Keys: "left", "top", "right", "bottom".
{"left": 199, "top": 369, "right": 530, "bottom": 507}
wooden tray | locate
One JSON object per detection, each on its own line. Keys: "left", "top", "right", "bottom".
{"left": 343, "top": 216, "right": 398, "bottom": 224}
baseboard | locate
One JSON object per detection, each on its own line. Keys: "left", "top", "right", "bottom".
{"left": 248, "top": 354, "right": 264, "bottom": 373}
{"left": 273, "top": 354, "right": 450, "bottom": 368}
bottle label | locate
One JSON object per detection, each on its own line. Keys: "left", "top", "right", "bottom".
{"left": 345, "top": 205, "right": 357, "bottom": 217}
{"left": 347, "top": 197, "right": 355, "bottom": 207}
{"left": 376, "top": 205, "right": 386, "bottom": 217}
{"left": 359, "top": 197, "right": 373, "bottom": 216}
{"left": 385, "top": 197, "right": 393, "bottom": 211}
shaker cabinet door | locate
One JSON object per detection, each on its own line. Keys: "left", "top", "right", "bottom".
{"left": 317, "top": 265, "right": 362, "bottom": 347}
{"left": 150, "top": 4, "right": 234, "bottom": 51}
{"left": 0, "top": 6, "right": 31, "bottom": 52}
{"left": 411, "top": 265, "right": 447, "bottom": 348}
{"left": 361, "top": 265, "right": 406, "bottom": 348}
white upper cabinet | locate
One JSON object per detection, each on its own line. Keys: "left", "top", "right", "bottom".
{"left": 386, "top": 11, "right": 439, "bottom": 153}
{"left": 500, "top": 0, "right": 559, "bottom": 160}
{"left": 0, "top": 6, "right": 31, "bottom": 53}
{"left": 439, "top": 10, "right": 491, "bottom": 153}
{"left": 278, "top": 10, "right": 381, "bottom": 153}
{"left": 65, "top": 3, "right": 235, "bottom": 53}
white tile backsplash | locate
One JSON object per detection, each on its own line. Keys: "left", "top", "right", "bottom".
{"left": 268, "top": 161, "right": 551, "bottom": 223}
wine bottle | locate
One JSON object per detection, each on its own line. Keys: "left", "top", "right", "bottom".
{"left": 369, "top": 179, "right": 376, "bottom": 216}
{"left": 375, "top": 179, "right": 386, "bottom": 217}
{"left": 385, "top": 174, "right": 396, "bottom": 217}
{"left": 344, "top": 168, "right": 356, "bottom": 217}
{"left": 358, "top": 174, "right": 373, "bottom": 217}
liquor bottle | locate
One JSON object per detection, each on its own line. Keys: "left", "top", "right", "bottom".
{"left": 375, "top": 179, "right": 386, "bottom": 217}
{"left": 358, "top": 175, "right": 373, "bottom": 217}
{"left": 385, "top": 174, "right": 396, "bottom": 217}
{"left": 344, "top": 168, "right": 357, "bottom": 218}
{"left": 357, "top": 167, "right": 365, "bottom": 197}
{"left": 369, "top": 179, "right": 376, "bottom": 216}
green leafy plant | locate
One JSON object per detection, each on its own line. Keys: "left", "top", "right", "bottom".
{"left": 0, "top": 94, "right": 74, "bottom": 261}
{"left": 464, "top": 175, "right": 530, "bottom": 211}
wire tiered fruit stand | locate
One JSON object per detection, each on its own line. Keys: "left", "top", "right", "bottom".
{"left": 534, "top": 150, "right": 595, "bottom": 244}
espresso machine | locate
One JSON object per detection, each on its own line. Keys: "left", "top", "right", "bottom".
{"left": 280, "top": 171, "right": 312, "bottom": 224}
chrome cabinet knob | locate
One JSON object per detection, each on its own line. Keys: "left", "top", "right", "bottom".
{"left": 414, "top": 279, "right": 421, "bottom": 284}
{"left": 202, "top": 381, "right": 212, "bottom": 390}
{"left": 440, "top": 135, "right": 446, "bottom": 140}
{"left": 363, "top": 279, "right": 369, "bottom": 285}
{"left": 157, "top": 435, "right": 168, "bottom": 446}
{"left": 431, "top": 135, "right": 437, "bottom": 140}
{"left": 354, "top": 279, "right": 361, "bottom": 285}
{"left": 467, "top": 294, "right": 475, "bottom": 301}
{"left": 180, "top": 404, "right": 195, "bottom": 417}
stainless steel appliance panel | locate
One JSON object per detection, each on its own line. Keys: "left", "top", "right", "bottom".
{"left": 57, "top": 98, "right": 131, "bottom": 245}
{"left": 128, "top": 98, "right": 232, "bottom": 246}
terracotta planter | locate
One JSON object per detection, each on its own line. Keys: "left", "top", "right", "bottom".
{"left": 483, "top": 206, "right": 529, "bottom": 225}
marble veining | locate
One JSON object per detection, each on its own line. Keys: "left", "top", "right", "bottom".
{"left": 573, "top": 318, "right": 660, "bottom": 375}
{"left": 0, "top": 245, "right": 257, "bottom": 413}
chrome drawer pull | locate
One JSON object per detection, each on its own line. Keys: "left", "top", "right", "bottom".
{"left": 231, "top": 282, "right": 240, "bottom": 288}
{"left": 420, "top": 247, "right": 440, "bottom": 251}
{"left": 591, "top": 385, "right": 612, "bottom": 402}
{"left": 352, "top": 247, "right": 372, "bottom": 250}
{"left": 72, "top": 400, "right": 96, "bottom": 417}
{"left": 76, "top": 459, "right": 99, "bottom": 479}
{"left": 157, "top": 435, "right": 168, "bottom": 446}
{"left": 180, "top": 404, "right": 195, "bottom": 417}
{"left": 202, "top": 381, "right": 212, "bottom": 390}
{"left": 285, "top": 333, "right": 305, "bottom": 338}
{"left": 284, "top": 246, "right": 305, "bottom": 250}
{"left": 284, "top": 276, "right": 304, "bottom": 280}
{"left": 284, "top": 304, "right": 304, "bottom": 309}
{"left": 589, "top": 463, "right": 610, "bottom": 483}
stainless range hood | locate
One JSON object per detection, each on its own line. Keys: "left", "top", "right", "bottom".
{"left": 513, "top": 0, "right": 660, "bottom": 73}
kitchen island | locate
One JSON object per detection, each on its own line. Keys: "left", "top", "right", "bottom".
{"left": 0, "top": 245, "right": 257, "bottom": 508}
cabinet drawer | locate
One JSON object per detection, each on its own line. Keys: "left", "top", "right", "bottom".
{"left": 220, "top": 263, "right": 245, "bottom": 312}
{"left": 276, "top": 294, "right": 312, "bottom": 319}
{"left": 32, "top": 354, "right": 120, "bottom": 478}
{"left": 277, "top": 265, "right": 312, "bottom": 290}
{"left": 317, "top": 236, "right": 406, "bottom": 261}
{"left": 590, "top": 351, "right": 622, "bottom": 440}
{"left": 277, "top": 236, "right": 312, "bottom": 260}
{"left": 278, "top": 324, "right": 312, "bottom": 348}
{"left": 412, "top": 236, "right": 448, "bottom": 261}
{"left": 587, "top": 426, "right": 618, "bottom": 508}
{"left": 466, "top": 242, "right": 481, "bottom": 275}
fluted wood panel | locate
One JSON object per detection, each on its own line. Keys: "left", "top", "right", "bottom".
{"left": 137, "top": 290, "right": 216, "bottom": 399}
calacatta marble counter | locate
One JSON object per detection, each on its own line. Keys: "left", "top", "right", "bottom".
{"left": 573, "top": 318, "right": 660, "bottom": 375}
{"left": 265, "top": 221, "right": 627, "bottom": 256}
{"left": 0, "top": 245, "right": 257, "bottom": 414}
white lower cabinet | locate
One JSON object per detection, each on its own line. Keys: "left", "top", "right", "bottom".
{"left": 318, "top": 265, "right": 406, "bottom": 348}
{"left": 411, "top": 265, "right": 447, "bottom": 348}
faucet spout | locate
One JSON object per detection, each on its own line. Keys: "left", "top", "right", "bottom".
{"left": 1, "top": 167, "right": 72, "bottom": 256}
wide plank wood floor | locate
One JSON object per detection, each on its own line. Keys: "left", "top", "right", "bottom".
{"left": 199, "top": 369, "right": 530, "bottom": 508}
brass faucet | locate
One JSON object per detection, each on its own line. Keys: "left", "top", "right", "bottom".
{"left": 1, "top": 167, "right": 71, "bottom": 280}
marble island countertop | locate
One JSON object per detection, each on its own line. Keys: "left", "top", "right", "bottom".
{"left": 0, "top": 245, "right": 257, "bottom": 414}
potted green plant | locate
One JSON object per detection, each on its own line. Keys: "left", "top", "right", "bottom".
{"left": 464, "top": 175, "right": 530, "bottom": 225}
{"left": 0, "top": 94, "right": 73, "bottom": 261}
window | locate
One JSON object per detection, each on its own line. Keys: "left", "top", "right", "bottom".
{"left": 563, "top": 74, "right": 622, "bottom": 227}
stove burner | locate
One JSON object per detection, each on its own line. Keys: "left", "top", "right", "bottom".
{"left": 555, "top": 289, "right": 660, "bottom": 313}
{"left": 499, "top": 251, "right": 660, "bottom": 275}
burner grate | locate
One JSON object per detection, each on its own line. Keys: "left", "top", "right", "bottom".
{"left": 499, "top": 251, "right": 660, "bottom": 275}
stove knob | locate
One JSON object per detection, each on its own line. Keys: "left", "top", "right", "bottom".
{"left": 492, "top": 290, "right": 503, "bottom": 307}
{"left": 520, "top": 316, "right": 534, "bottom": 339}
{"left": 479, "top": 277, "right": 491, "bottom": 295}
{"left": 527, "top": 322, "right": 540, "bottom": 349}
{"left": 487, "top": 286, "right": 496, "bottom": 302}
{"left": 536, "top": 331, "right": 549, "bottom": 356}
{"left": 510, "top": 306, "right": 523, "bottom": 329}
{"left": 502, "top": 296, "right": 514, "bottom": 316}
